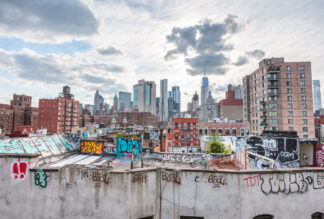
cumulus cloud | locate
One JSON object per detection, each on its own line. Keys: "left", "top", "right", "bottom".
{"left": 0, "top": 0, "right": 99, "bottom": 42}
{"left": 247, "top": 49, "right": 266, "bottom": 59}
{"left": 98, "top": 47, "right": 122, "bottom": 56}
{"left": 165, "top": 15, "right": 245, "bottom": 75}
{"left": 233, "top": 56, "right": 249, "bottom": 66}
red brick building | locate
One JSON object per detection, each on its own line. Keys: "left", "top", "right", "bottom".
{"left": 38, "top": 86, "right": 79, "bottom": 134}
{"left": 0, "top": 95, "right": 38, "bottom": 134}
{"left": 198, "top": 121, "right": 250, "bottom": 137}
{"left": 219, "top": 90, "right": 243, "bottom": 121}
{"left": 171, "top": 118, "right": 199, "bottom": 147}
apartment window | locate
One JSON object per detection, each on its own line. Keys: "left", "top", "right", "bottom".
{"left": 289, "top": 127, "right": 294, "bottom": 131}
{"left": 287, "top": 88, "right": 292, "bottom": 94}
{"left": 286, "top": 73, "right": 291, "bottom": 79}
{"left": 211, "top": 129, "right": 216, "bottom": 135}
{"left": 268, "top": 103, "right": 277, "bottom": 109}
{"left": 181, "top": 123, "right": 184, "bottom": 129}
{"left": 240, "top": 129, "right": 244, "bottom": 136}
{"left": 268, "top": 96, "right": 278, "bottom": 101}
{"left": 300, "top": 73, "right": 305, "bottom": 79}
{"left": 269, "top": 119, "right": 278, "bottom": 124}
{"left": 288, "top": 104, "right": 293, "bottom": 109}
{"left": 302, "top": 119, "right": 307, "bottom": 125}
{"left": 288, "top": 119, "right": 293, "bottom": 124}
{"left": 175, "top": 133, "right": 178, "bottom": 140}
{"left": 288, "top": 111, "right": 293, "bottom": 117}
{"left": 302, "top": 103, "right": 307, "bottom": 109}
{"left": 175, "top": 123, "right": 178, "bottom": 129}
{"left": 300, "top": 66, "right": 304, "bottom": 71}
{"left": 187, "top": 123, "right": 190, "bottom": 129}
{"left": 286, "top": 66, "right": 291, "bottom": 71}
{"left": 302, "top": 111, "right": 307, "bottom": 117}
{"left": 199, "top": 129, "right": 202, "bottom": 135}
{"left": 218, "top": 129, "right": 222, "bottom": 135}
{"left": 301, "top": 88, "right": 306, "bottom": 94}
{"left": 186, "top": 133, "right": 190, "bottom": 140}
{"left": 269, "top": 111, "right": 278, "bottom": 116}
{"left": 193, "top": 123, "right": 196, "bottom": 129}
{"left": 303, "top": 127, "right": 308, "bottom": 132}
{"left": 225, "top": 129, "right": 230, "bottom": 136}
{"left": 286, "top": 81, "right": 291, "bottom": 86}
{"left": 301, "top": 96, "right": 306, "bottom": 102}
{"left": 287, "top": 96, "right": 292, "bottom": 102}
{"left": 303, "top": 135, "right": 308, "bottom": 138}
{"left": 300, "top": 81, "right": 305, "bottom": 86}
{"left": 204, "top": 129, "right": 207, "bottom": 135}
{"left": 181, "top": 135, "right": 185, "bottom": 140}
{"left": 193, "top": 133, "right": 196, "bottom": 140}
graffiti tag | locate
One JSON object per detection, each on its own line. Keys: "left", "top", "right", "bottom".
{"left": 35, "top": 169, "right": 49, "bottom": 188}
{"left": 92, "top": 172, "right": 110, "bottom": 187}
{"left": 80, "top": 140, "right": 104, "bottom": 155}
{"left": 162, "top": 171, "right": 181, "bottom": 184}
{"left": 207, "top": 175, "right": 227, "bottom": 188}
{"left": 131, "top": 174, "right": 148, "bottom": 184}
{"left": 243, "top": 175, "right": 260, "bottom": 187}
{"left": 10, "top": 158, "right": 29, "bottom": 182}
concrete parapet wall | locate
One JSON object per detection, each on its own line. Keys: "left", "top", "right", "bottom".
{"left": 1, "top": 156, "right": 324, "bottom": 219}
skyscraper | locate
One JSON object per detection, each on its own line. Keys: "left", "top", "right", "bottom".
{"left": 113, "top": 94, "right": 118, "bottom": 111}
{"left": 133, "top": 79, "right": 156, "bottom": 115}
{"left": 313, "top": 80, "right": 322, "bottom": 112}
{"left": 94, "top": 89, "right": 104, "bottom": 115}
{"left": 168, "top": 91, "right": 173, "bottom": 121}
{"left": 201, "top": 76, "right": 208, "bottom": 105}
{"left": 159, "top": 79, "right": 168, "bottom": 121}
{"left": 192, "top": 91, "right": 199, "bottom": 112}
{"left": 172, "top": 86, "right": 181, "bottom": 113}
{"left": 118, "top": 91, "right": 131, "bottom": 111}
{"left": 243, "top": 57, "right": 315, "bottom": 138}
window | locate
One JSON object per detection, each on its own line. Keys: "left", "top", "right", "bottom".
{"left": 181, "top": 135, "right": 185, "bottom": 140}
{"left": 211, "top": 129, "right": 215, "bottom": 135}
{"left": 193, "top": 123, "right": 196, "bottom": 129}
{"left": 240, "top": 129, "right": 244, "bottom": 136}
{"left": 300, "top": 81, "right": 305, "bottom": 86}
{"left": 204, "top": 129, "right": 207, "bottom": 135}
{"left": 301, "top": 88, "right": 306, "bottom": 94}
{"left": 288, "top": 119, "right": 293, "bottom": 124}
{"left": 288, "top": 104, "right": 293, "bottom": 109}
{"left": 302, "top": 111, "right": 307, "bottom": 117}
{"left": 287, "top": 96, "right": 292, "bottom": 101}
{"left": 232, "top": 129, "right": 237, "bottom": 136}
{"left": 289, "top": 127, "right": 293, "bottom": 131}
{"left": 193, "top": 133, "right": 196, "bottom": 140}
{"left": 288, "top": 111, "right": 293, "bottom": 117}
{"left": 187, "top": 123, "right": 190, "bottom": 129}
{"left": 218, "top": 129, "right": 222, "bottom": 135}
{"left": 253, "top": 214, "right": 273, "bottom": 219}
{"left": 225, "top": 129, "right": 229, "bottom": 135}
{"left": 287, "top": 88, "right": 292, "bottom": 94}
{"left": 286, "top": 73, "right": 291, "bottom": 79}
{"left": 302, "top": 103, "right": 307, "bottom": 109}
{"left": 301, "top": 96, "right": 306, "bottom": 102}
{"left": 199, "top": 129, "right": 202, "bottom": 135}
{"left": 269, "top": 119, "right": 278, "bottom": 124}
{"left": 300, "top": 73, "right": 305, "bottom": 79}
{"left": 303, "top": 127, "right": 308, "bottom": 132}
{"left": 302, "top": 119, "right": 307, "bottom": 125}
{"left": 181, "top": 123, "right": 184, "bottom": 129}
{"left": 175, "top": 123, "right": 178, "bottom": 129}
{"left": 268, "top": 103, "right": 277, "bottom": 109}
{"left": 286, "top": 66, "right": 291, "bottom": 71}
{"left": 286, "top": 81, "right": 291, "bottom": 86}
{"left": 186, "top": 133, "right": 190, "bottom": 140}
{"left": 303, "top": 135, "right": 308, "bottom": 138}
{"left": 175, "top": 133, "right": 178, "bottom": 139}
{"left": 269, "top": 111, "right": 278, "bottom": 116}
{"left": 300, "top": 66, "right": 304, "bottom": 71}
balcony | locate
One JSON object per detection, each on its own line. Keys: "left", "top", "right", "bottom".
{"left": 268, "top": 75, "right": 280, "bottom": 81}
{"left": 268, "top": 83, "right": 280, "bottom": 88}
{"left": 260, "top": 101, "right": 266, "bottom": 105}
{"left": 260, "top": 115, "right": 267, "bottom": 119}
{"left": 267, "top": 66, "right": 280, "bottom": 73}
{"left": 268, "top": 90, "right": 281, "bottom": 96}
{"left": 260, "top": 108, "right": 267, "bottom": 112}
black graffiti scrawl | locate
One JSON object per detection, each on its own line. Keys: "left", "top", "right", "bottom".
{"left": 246, "top": 136, "right": 299, "bottom": 165}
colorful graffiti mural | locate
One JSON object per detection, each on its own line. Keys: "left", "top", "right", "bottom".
{"left": 10, "top": 158, "right": 28, "bottom": 182}
{"left": 116, "top": 134, "right": 142, "bottom": 161}
{"left": 0, "top": 134, "right": 74, "bottom": 156}
{"left": 80, "top": 140, "right": 104, "bottom": 155}
{"left": 316, "top": 144, "right": 324, "bottom": 167}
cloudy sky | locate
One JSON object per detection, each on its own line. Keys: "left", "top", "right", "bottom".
{"left": 0, "top": 0, "right": 323, "bottom": 110}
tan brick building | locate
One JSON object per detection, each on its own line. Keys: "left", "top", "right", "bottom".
{"left": 243, "top": 58, "right": 315, "bottom": 138}
{"left": 219, "top": 90, "right": 243, "bottom": 121}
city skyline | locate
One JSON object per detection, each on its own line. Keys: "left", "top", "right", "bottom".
{"left": 0, "top": 0, "right": 323, "bottom": 111}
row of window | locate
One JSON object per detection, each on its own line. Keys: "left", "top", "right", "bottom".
{"left": 287, "top": 80, "right": 306, "bottom": 86}
{"left": 287, "top": 88, "right": 306, "bottom": 94}
{"left": 174, "top": 122, "right": 197, "bottom": 129}
{"left": 287, "top": 95, "right": 307, "bottom": 102}
{"left": 175, "top": 133, "right": 197, "bottom": 140}
{"left": 198, "top": 128, "right": 249, "bottom": 136}
{"left": 286, "top": 65, "right": 305, "bottom": 71}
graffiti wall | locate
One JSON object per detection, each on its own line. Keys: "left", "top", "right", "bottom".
{"left": 242, "top": 136, "right": 299, "bottom": 169}
{"left": 316, "top": 144, "right": 324, "bottom": 167}
{"left": 116, "top": 134, "right": 142, "bottom": 161}
{"left": 0, "top": 134, "right": 74, "bottom": 157}
{"left": 80, "top": 140, "right": 104, "bottom": 155}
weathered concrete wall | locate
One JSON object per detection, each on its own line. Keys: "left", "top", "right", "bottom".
{"left": 1, "top": 157, "right": 324, "bottom": 219}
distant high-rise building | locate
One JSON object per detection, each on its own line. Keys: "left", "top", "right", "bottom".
{"left": 38, "top": 86, "right": 79, "bottom": 134}
{"left": 10, "top": 94, "right": 32, "bottom": 107}
{"left": 84, "top": 104, "right": 94, "bottom": 116}
{"left": 243, "top": 57, "right": 315, "bottom": 138}
{"left": 199, "top": 91, "right": 219, "bottom": 122}
{"left": 94, "top": 90, "right": 104, "bottom": 115}
{"left": 133, "top": 79, "right": 156, "bottom": 115}
{"left": 159, "top": 79, "right": 168, "bottom": 121}
{"left": 156, "top": 97, "right": 160, "bottom": 115}
{"left": 313, "top": 80, "right": 322, "bottom": 112}
{"left": 118, "top": 91, "right": 131, "bottom": 112}
{"left": 168, "top": 91, "right": 173, "bottom": 121}
{"left": 192, "top": 91, "right": 199, "bottom": 112}
{"left": 201, "top": 76, "right": 208, "bottom": 105}
{"left": 113, "top": 94, "right": 118, "bottom": 111}
{"left": 172, "top": 86, "right": 181, "bottom": 113}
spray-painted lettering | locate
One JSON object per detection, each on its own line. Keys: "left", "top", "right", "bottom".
{"left": 10, "top": 158, "right": 28, "bottom": 182}
{"left": 162, "top": 171, "right": 181, "bottom": 184}
{"left": 35, "top": 169, "right": 49, "bottom": 188}
{"left": 80, "top": 140, "right": 104, "bottom": 155}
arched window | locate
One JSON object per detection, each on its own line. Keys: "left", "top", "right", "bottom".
{"left": 312, "top": 212, "right": 324, "bottom": 219}
{"left": 253, "top": 215, "right": 273, "bottom": 219}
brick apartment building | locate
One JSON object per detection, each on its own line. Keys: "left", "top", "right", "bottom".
{"left": 171, "top": 118, "right": 199, "bottom": 147}
{"left": 198, "top": 121, "right": 250, "bottom": 137}
{"left": 38, "top": 86, "right": 79, "bottom": 134}
{"left": 243, "top": 58, "right": 315, "bottom": 138}
{"left": 0, "top": 94, "right": 38, "bottom": 133}
{"left": 219, "top": 89, "right": 243, "bottom": 121}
